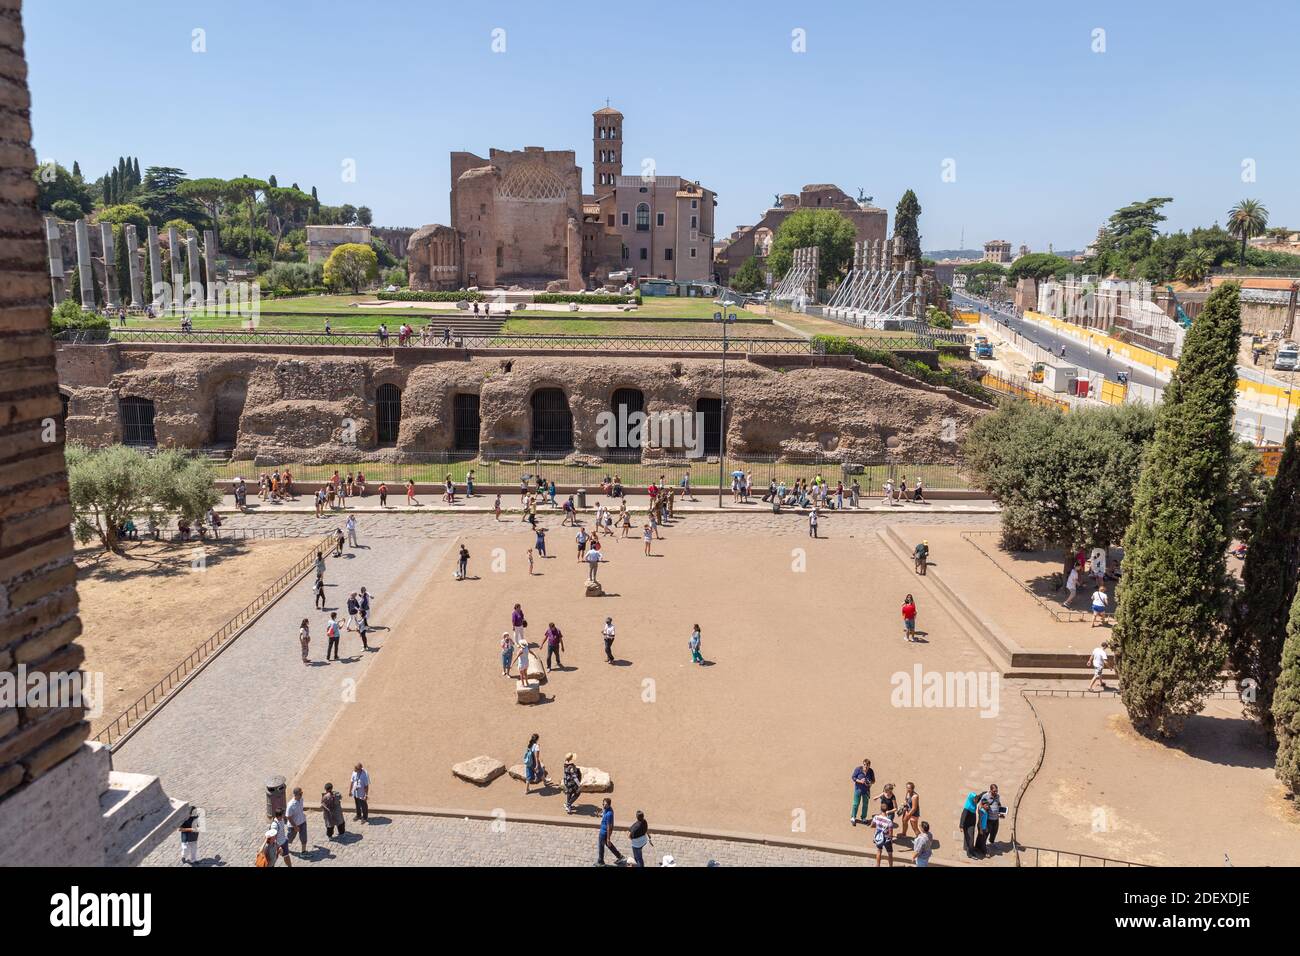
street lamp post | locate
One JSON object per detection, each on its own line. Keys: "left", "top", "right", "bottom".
{"left": 715, "top": 303, "right": 736, "bottom": 508}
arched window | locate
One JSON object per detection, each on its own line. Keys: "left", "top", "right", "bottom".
{"left": 696, "top": 397, "right": 723, "bottom": 456}
{"left": 610, "top": 388, "right": 645, "bottom": 459}
{"left": 454, "top": 393, "right": 481, "bottom": 452}
{"left": 635, "top": 203, "right": 650, "bottom": 232}
{"left": 120, "top": 396, "right": 156, "bottom": 446}
{"left": 376, "top": 383, "right": 402, "bottom": 445}
{"left": 530, "top": 388, "right": 573, "bottom": 455}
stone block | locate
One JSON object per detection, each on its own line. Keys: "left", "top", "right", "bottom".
{"left": 585, "top": 580, "right": 604, "bottom": 597}
{"left": 525, "top": 656, "right": 547, "bottom": 684}
{"left": 578, "top": 766, "right": 612, "bottom": 793}
{"left": 451, "top": 755, "right": 506, "bottom": 786}
{"left": 515, "top": 679, "right": 539, "bottom": 704}
{"left": 507, "top": 763, "right": 526, "bottom": 781}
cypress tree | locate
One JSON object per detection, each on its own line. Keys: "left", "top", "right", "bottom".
{"left": 1274, "top": 591, "right": 1300, "bottom": 795}
{"left": 131, "top": 156, "right": 141, "bottom": 187}
{"left": 102, "top": 173, "right": 112, "bottom": 205}
{"left": 72, "top": 160, "right": 81, "bottom": 179}
{"left": 1114, "top": 283, "right": 1242, "bottom": 737}
{"left": 1233, "top": 412, "right": 1300, "bottom": 734}
{"left": 894, "top": 189, "right": 922, "bottom": 264}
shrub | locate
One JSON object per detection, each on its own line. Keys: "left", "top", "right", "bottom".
{"left": 376, "top": 290, "right": 484, "bottom": 302}
{"left": 50, "top": 299, "right": 110, "bottom": 335}
{"left": 813, "top": 335, "right": 997, "bottom": 404}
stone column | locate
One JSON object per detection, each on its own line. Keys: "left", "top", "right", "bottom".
{"left": 75, "top": 218, "right": 95, "bottom": 309}
{"left": 46, "top": 217, "right": 65, "bottom": 304}
{"left": 124, "top": 225, "right": 143, "bottom": 308}
{"left": 167, "top": 226, "right": 183, "bottom": 314}
{"left": 99, "top": 223, "right": 121, "bottom": 309}
{"left": 203, "top": 230, "right": 218, "bottom": 306}
{"left": 565, "top": 217, "right": 582, "bottom": 290}
{"left": 147, "top": 225, "right": 163, "bottom": 306}
{"left": 185, "top": 229, "right": 202, "bottom": 306}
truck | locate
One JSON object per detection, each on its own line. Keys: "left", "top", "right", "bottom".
{"left": 973, "top": 339, "right": 994, "bottom": 359}
{"left": 1275, "top": 343, "right": 1299, "bottom": 371}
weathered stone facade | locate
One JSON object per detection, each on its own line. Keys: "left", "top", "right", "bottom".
{"left": 56, "top": 344, "right": 984, "bottom": 463}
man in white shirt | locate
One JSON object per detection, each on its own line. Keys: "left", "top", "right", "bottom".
{"left": 602, "top": 617, "right": 616, "bottom": 664}
{"left": 585, "top": 546, "right": 603, "bottom": 583}
{"left": 1064, "top": 566, "right": 1079, "bottom": 607}
{"left": 1088, "top": 641, "right": 1109, "bottom": 692}
{"left": 1090, "top": 585, "right": 1110, "bottom": 627}
{"left": 286, "top": 786, "right": 308, "bottom": 853}
{"left": 345, "top": 514, "right": 358, "bottom": 548}
{"left": 350, "top": 763, "right": 371, "bottom": 823}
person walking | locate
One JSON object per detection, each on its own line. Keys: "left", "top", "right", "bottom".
{"left": 298, "top": 618, "right": 310, "bottom": 664}
{"left": 897, "top": 782, "right": 922, "bottom": 841}
{"left": 257, "top": 829, "right": 278, "bottom": 868}
{"left": 272, "top": 810, "right": 293, "bottom": 867}
{"left": 585, "top": 546, "right": 603, "bottom": 583}
{"left": 500, "top": 632, "right": 515, "bottom": 678}
{"left": 1087, "top": 641, "right": 1110, "bottom": 692}
{"left": 688, "top": 624, "right": 703, "bottom": 664}
{"left": 333, "top": 526, "right": 345, "bottom": 558}
{"left": 350, "top": 763, "right": 371, "bottom": 823}
{"left": 522, "top": 733, "right": 555, "bottom": 793}
{"left": 177, "top": 809, "right": 201, "bottom": 864}
{"left": 973, "top": 796, "right": 992, "bottom": 857}
{"left": 575, "top": 526, "right": 588, "bottom": 560}
{"left": 562, "top": 754, "right": 581, "bottom": 814}
{"left": 494, "top": 494, "right": 502, "bottom": 521}
{"left": 406, "top": 479, "right": 419, "bottom": 506}
{"left": 543, "top": 622, "right": 564, "bottom": 671}
{"left": 912, "top": 821, "right": 934, "bottom": 867}
{"left": 871, "top": 809, "right": 897, "bottom": 867}
{"left": 960, "top": 790, "right": 980, "bottom": 858}
{"left": 601, "top": 617, "right": 616, "bottom": 664}
{"left": 321, "top": 783, "right": 346, "bottom": 839}
{"left": 378, "top": 481, "right": 388, "bottom": 507}
{"left": 512, "top": 603, "right": 527, "bottom": 643}
{"left": 595, "top": 798, "right": 624, "bottom": 866}
{"left": 850, "top": 758, "right": 875, "bottom": 826}
{"left": 901, "top": 594, "right": 918, "bottom": 642}
{"left": 628, "top": 810, "right": 651, "bottom": 867}
{"left": 312, "top": 573, "right": 325, "bottom": 611}
{"left": 345, "top": 514, "right": 358, "bottom": 548}
{"left": 286, "top": 787, "right": 308, "bottom": 853}
{"left": 325, "top": 612, "right": 341, "bottom": 661}
{"left": 457, "top": 544, "right": 470, "bottom": 580}
{"left": 1063, "top": 564, "right": 1079, "bottom": 607}
{"left": 809, "top": 506, "right": 819, "bottom": 539}
{"left": 1090, "top": 584, "right": 1109, "bottom": 626}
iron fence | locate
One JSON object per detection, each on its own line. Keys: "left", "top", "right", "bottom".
{"left": 92, "top": 532, "right": 336, "bottom": 749}
{"left": 211, "top": 453, "right": 969, "bottom": 495}
{"left": 1014, "top": 845, "right": 1147, "bottom": 867}
{"left": 62, "top": 328, "right": 816, "bottom": 354}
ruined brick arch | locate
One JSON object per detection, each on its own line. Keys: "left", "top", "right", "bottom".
{"left": 209, "top": 377, "right": 248, "bottom": 446}
{"left": 375, "top": 382, "right": 402, "bottom": 446}
{"left": 119, "top": 395, "right": 157, "bottom": 447}
{"left": 529, "top": 386, "right": 574, "bottom": 455}
{"left": 609, "top": 386, "right": 646, "bottom": 457}
{"left": 497, "top": 164, "right": 566, "bottom": 202}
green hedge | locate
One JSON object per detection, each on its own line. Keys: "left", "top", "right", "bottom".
{"left": 532, "top": 293, "right": 635, "bottom": 305}
{"left": 813, "top": 335, "right": 996, "bottom": 404}
{"left": 376, "top": 290, "right": 484, "bottom": 302}
{"left": 50, "top": 300, "right": 111, "bottom": 336}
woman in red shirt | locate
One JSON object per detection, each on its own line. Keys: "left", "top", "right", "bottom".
{"left": 901, "top": 594, "right": 918, "bottom": 642}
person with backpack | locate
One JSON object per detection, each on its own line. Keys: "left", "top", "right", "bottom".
{"left": 913, "top": 540, "right": 929, "bottom": 575}
{"left": 321, "top": 783, "right": 346, "bottom": 839}
{"left": 522, "top": 733, "right": 554, "bottom": 793}
{"left": 871, "top": 809, "right": 897, "bottom": 867}
{"left": 562, "top": 754, "right": 582, "bottom": 814}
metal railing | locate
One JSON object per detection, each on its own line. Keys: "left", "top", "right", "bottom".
{"left": 92, "top": 532, "right": 336, "bottom": 749}
{"left": 211, "top": 454, "right": 969, "bottom": 495}
{"left": 1015, "top": 844, "right": 1147, "bottom": 867}
{"left": 62, "top": 328, "right": 816, "bottom": 354}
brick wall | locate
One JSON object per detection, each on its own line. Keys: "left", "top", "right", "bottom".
{"left": 0, "top": 0, "right": 89, "bottom": 802}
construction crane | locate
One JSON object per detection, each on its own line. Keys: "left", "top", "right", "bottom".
{"left": 1166, "top": 285, "right": 1192, "bottom": 329}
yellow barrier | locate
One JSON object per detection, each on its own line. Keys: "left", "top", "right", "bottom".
{"left": 1099, "top": 380, "right": 1127, "bottom": 406}
{"left": 956, "top": 310, "right": 981, "bottom": 324}
{"left": 980, "top": 372, "right": 1071, "bottom": 411}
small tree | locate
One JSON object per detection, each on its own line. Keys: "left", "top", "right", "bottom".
{"left": 768, "top": 208, "right": 856, "bottom": 288}
{"left": 1273, "top": 590, "right": 1300, "bottom": 796}
{"left": 894, "top": 189, "right": 922, "bottom": 264}
{"left": 66, "top": 445, "right": 221, "bottom": 553}
{"left": 731, "top": 256, "right": 764, "bottom": 293}
{"left": 1113, "top": 283, "right": 1241, "bottom": 737}
{"left": 323, "top": 242, "right": 378, "bottom": 293}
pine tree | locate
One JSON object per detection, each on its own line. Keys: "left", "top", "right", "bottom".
{"left": 1114, "top": 283, "right": 1241, "bottom": 737}
{"left": 1274, "top": 591, "right": 1300, "bottom": 795}
{"left": 268, "top": 174, "right": 278, "bottom": 188}
{"left": 1233, "top": 411, "right": 1300, "bottom": 734}
{"left": 894, "top": 189, "right": 922, "bottom": 264}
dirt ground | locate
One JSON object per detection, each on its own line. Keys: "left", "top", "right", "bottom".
{"left": 1017, "top": 696, "right": 1300, "bottom": 866}
{"left": 298, "top": 527, "right": 1012, "bottom": 847}
{"left": 76, "top": 537, "right": 315, "bottom": 734}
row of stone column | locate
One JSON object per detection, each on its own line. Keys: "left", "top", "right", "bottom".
{"left": 47, "top": 218, "right": 219, "bottom": 311}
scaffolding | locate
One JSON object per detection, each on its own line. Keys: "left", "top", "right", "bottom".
{"left": 822, "top": 238, "right": 925, "bottom": 330}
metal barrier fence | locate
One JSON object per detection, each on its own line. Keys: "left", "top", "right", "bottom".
{"left": 61, "top": 328, "right": 816, "bottom": 354}
{"left": 979, "top": 370, "right": 1072, "bottom": 412}
{"left": 211, "top": 454, "right": 969, "bottom": 495}
{"left": 1014, "top": 845, "right": 1148, "bottom": 867}
{"left": 92, "top": 532, "right": 336, "bottom": 749}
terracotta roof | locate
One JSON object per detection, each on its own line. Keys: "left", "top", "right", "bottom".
{"left": 594, "top": 106, "right": 623, "bottom": 116}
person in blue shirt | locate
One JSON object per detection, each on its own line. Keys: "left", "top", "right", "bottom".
{"left": 596, "top": 798, "right": 624, "bottom": 866}
{"left": 850, "top": 758, "right": 875, "bottom": 826}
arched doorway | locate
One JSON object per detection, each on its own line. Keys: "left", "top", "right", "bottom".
{"left": 120, "top": 396, "right": 157, "bottom": 446}
{"left": 530, "top": 388, "right": 573, "bottom": 455}
{"left": 696, "top": 397, "right": 723, "bottom": 456}
{"left": 453, "top": 393, "right": 481, "bottom": 452}
{"left": 212, "top": 379, "right": 247, "bottom": 447}
{"left": 376, "top": 383, "right": 402, "bottom": 445}
{"left": 610, "top": 387, "right": 645, "bottom": 460}
{"left": 58, "top": 392, "right": 70, "bottom": 439}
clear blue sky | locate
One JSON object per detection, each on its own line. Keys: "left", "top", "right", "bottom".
{"left": 24, "top": 0, "right": 1300, "bottom": 252}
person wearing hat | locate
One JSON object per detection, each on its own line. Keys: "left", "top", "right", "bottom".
{"left": 562, "top": 753, "right": 582, "bottom": 814}
{"left": 257, "top": 828, "right": 278, "bottom": 867}
{"left": 913, "top": 539, "right": 929, "bottom": 575}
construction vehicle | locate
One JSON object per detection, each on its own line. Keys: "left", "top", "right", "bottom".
{"left": 1166, "top": 286, "right": 1193, "bottom": 330}
{"left": 974, "top": 340, "right": 994, "bottom": 359}
{"left": 1030, "top": 362, "right": 1045, "bottom": 383}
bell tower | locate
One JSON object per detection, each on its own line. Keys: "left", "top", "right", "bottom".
{"left": 592, "top": 104, "right": 623, "bottom": 192}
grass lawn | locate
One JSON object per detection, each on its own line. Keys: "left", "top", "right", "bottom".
{"left": 499, "top": 318, "right": 791, "bottom": 338}
{"left": 768, "top": 308, "right": 923, "bottom": 340}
